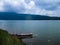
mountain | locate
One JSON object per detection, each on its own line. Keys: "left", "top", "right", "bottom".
{"left": 0, "top": 12, "right": 60, "bottom": 20}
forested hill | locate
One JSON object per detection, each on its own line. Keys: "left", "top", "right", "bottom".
{"left": 0, "top": 12, "right": 60, "bottom": 20}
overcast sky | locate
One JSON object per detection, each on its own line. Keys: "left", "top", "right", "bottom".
{"left": 0, "top": 0, "right": 60, "bottom": 17}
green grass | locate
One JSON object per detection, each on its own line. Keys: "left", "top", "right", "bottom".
{"left": 0, "top": 29, "right": 26, "bottom": 45}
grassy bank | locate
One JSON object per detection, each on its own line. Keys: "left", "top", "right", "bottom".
{"left": 0, "top": 29, "right": 26, "bottom": 45}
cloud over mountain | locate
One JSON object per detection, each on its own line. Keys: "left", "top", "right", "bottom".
{"left": 0, "top": 0, "right": 60, "bottom": 17}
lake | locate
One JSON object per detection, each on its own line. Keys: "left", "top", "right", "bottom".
{"left": 0, "top": 20, "right": 60, "bottom": 45}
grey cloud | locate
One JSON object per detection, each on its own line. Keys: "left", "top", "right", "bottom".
{"left": 3, "top": 1, "right": 26, "bottom": 12}
{"left": 34, "top": 0, "right": 60, "bottom": 11}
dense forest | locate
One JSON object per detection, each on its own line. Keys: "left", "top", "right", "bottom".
{"left": 0, "top": 12, "right": 60, "bottom": 20}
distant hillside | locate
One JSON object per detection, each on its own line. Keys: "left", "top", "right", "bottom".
{"left": 0, "top": 12, "right": 60, "bottom": 20}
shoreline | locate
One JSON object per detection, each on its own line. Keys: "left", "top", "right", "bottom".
{"left": 0, "top": 29, "right": 26, "bottom": 45}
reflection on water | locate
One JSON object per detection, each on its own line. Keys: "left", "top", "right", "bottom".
{"left": 0, "top": 20, "right": 60, "bottom": 45}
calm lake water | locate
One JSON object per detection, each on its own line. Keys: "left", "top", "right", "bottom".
{"left": 0, "top": 20, "right": 60, "bottom": 45}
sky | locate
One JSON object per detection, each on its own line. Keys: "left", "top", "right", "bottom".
{"left": 0, "top": 0, "right": 60, "bottom": 17}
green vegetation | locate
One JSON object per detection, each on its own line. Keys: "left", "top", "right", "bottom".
{"left": 0, "top": 12, "right": 60, "bottom": 20}
{"left": 0, "top": 29, "right": 26, "bottom": 45}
